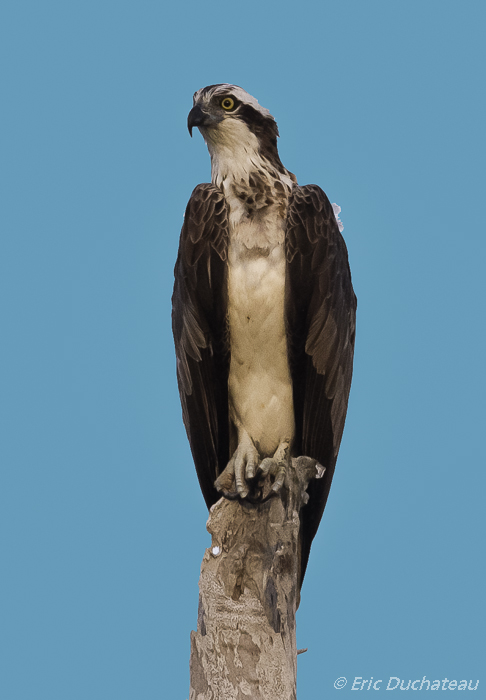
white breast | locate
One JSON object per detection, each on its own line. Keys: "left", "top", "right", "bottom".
{"left": 226, "top": 220, "right": 295, "bottom": 457}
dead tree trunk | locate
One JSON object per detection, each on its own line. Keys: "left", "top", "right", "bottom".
{"left": 189, "top": 457, "right": 323, "bottom": 700}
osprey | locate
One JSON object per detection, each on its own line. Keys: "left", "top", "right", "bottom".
{"left": 172, "top": 85, "right": 356, "bottom": 583}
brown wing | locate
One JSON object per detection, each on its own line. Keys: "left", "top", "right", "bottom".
{"left": 172, "top": 184, "right": 230, "bottom": 508}
{"left": 286, "top": 185, "right": 357, "bottom": 582}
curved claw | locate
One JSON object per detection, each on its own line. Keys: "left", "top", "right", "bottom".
{"left": 242, "top": 487, "right": 265, "bottom": 504}
{"left": 217, "top": 485, "right": 264, "bottom": 503}
{"left": 215, "top": 435, "right": 260, "bottom": 500}
{"left": 272, "top": 461, "right": 286, "bottom": 492}
{"left": 215, "top": 439, "right": 291, "bottom": 503}
{"left": 219, "top": 489, "right": 242, "bottom": 501}
{"left": 260, "top": 489, "right": 280, "bottom": 503}
{"left": 260, "top": 457, "right": 276, "bottom": 477}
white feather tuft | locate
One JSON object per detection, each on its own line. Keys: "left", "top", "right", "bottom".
{"left": 332, "top": 203, "right": 344, "bottom": 232}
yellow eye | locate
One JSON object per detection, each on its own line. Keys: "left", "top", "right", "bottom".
{"left": 221, "top": 97, "right": 235, "bottom": 111}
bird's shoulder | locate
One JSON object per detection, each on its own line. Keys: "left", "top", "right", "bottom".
{"left": 286, "top": 184, "right": 339, "bottom": 249}
{"left": 179, "top": 183, "right": 229, "bottom": 262}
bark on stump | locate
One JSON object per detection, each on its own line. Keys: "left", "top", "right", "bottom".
{"left": 189, "top": 457, "right": 323, "bottom": 700}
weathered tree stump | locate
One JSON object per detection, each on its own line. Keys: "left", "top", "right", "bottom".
{"left": 189, "top": 457, "right": 323, "bottom": 700}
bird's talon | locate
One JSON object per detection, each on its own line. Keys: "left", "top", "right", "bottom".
{"left": 216, "top": 440, "right": 292, "bottom": 503}
{"left": 220, "top": 489, "right": 240, "bottom": 501}
{"left": 260, "top": 457, "right": 276, "bottom": 476}
{"left": 261, "top": 489, "right": 279, "bottom": 503}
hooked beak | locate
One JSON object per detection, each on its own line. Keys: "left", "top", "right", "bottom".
{"left": 187, "top": 105, "right": 207, "bottom": 137}
{"left": 187, "top": 105, "right": 223, "bottom": 136}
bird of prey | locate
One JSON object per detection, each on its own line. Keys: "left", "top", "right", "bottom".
{"left": 172, "top": 84, "right": 356, "bottom": 582}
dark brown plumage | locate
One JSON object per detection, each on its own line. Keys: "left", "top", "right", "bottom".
{"left": 172, "top": 182, "right": 356, "bottom": 583}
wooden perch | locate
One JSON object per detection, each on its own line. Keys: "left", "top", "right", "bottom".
{"left": 189, "top": 457, "right": 324, "bottom": 700}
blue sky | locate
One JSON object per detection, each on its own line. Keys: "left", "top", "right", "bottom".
{"left": 1, "top": 1, "right": 485, "bottom": 698}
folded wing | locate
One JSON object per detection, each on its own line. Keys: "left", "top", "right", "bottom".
{"left": 172, "top": 184, "right": 230, "bottom": 507}
{"left": 286, "top": 185, "right": 357, "bottom": 581}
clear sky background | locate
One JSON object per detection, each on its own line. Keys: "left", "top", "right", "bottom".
{"left": 1, "top": 1, "right": 485, "bottom": 698}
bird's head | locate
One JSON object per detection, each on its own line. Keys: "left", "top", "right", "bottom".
{"left": 187, "top": 84, "right": 288, "bottom": 181}
{"left": 188, "top": 84, "right": 277, "bottom": 136}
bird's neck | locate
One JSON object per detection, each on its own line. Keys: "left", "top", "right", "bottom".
{"left": 202, "top": 120, "right": 295, "bottom": 191}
